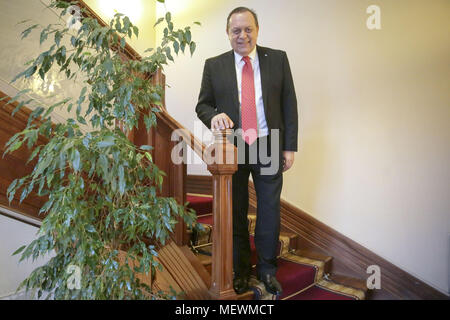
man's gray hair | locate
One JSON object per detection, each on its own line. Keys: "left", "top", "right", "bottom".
{"left": 226, "top": 7, "right": 259, "bottom": 31}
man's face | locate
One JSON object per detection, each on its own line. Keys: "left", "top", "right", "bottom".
{"left": 227, "top": 11, "right": 259, "bottom": 56}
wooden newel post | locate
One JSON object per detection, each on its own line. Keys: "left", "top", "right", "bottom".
{"left": 206, "top": 129, "right": 238, "bottom": 300}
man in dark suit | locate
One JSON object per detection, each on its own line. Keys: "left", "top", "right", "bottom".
{"left": 195, "top": 7, "right": 298, "bottom": 296}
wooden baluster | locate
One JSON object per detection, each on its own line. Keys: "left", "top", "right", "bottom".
{"left": 170, "top": 136, "right": 188, "bottom": 246}
{"left": 206, "top": 129, "right": 237, "bottom": 300}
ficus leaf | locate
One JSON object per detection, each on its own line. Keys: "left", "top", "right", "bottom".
{"left": 189, "top": 41, "right": 196, "bottom": 56}
{"left": 118, "top": 165, "right": 125, "bottom": 195}
{"left": 153, "top": 17, "right": 164, "bottom": 28}
{"left": 139, "top": 145, "right": 152, "bottom": 151}
{"left": 21, "top": 24, "right": 39, "bottom": 39}
{"left": 72, "top": 149, "right": 80, "bottom": 172}
{"left": 97, "top": 137, "right": 115, "bottom": 148}
{"left": 12, "top": 245, "right": 27, "bottom": 256}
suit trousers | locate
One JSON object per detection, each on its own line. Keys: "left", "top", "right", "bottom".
{"left": 232, "top": 134, "right": 283, "bottom": 278}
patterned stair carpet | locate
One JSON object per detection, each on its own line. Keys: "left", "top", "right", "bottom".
{"left": 187, "top": 194, "right": 366, "bottom": 300}
{"left": 187, "top": 194, "right": 214, "bottom": 247}
{"left": 186, "top": 194, "right": 213, "bottom": 216}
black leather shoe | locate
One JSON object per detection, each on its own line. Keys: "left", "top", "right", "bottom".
{"left": 258, "top": 274, "right": 283, "bottom": 295}
{"left": 233, "top": 276, "right": 250, "bottom": 294}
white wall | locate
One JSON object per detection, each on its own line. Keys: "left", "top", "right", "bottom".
{"left": 0, "top": 211, "right": 51, "bottom": 299}
{"left": 0, "top": 0, "right": 77, "bottom": 125}
{"left": 0, "top": 0, "right": 98, "bottom": 126}
{"left": 83, "top": 0, "right": 156, "bottom": 56}
{"left": 156, "top": 0, "right": 450, "bottom": 295}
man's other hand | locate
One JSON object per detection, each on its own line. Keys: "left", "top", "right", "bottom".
{"left": 282, "top": 151, "right": 295, "bottom": 172}
{"left": 211, "top": 113, "right": 234, "bottom": 130}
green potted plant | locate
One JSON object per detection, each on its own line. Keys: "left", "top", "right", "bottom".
{"left": 2, "top": 0, "right": 198, "bottom": 299}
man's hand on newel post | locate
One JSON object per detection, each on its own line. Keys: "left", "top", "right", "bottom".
{"left": 211, "top": 113, "right": 234, "bottom": 130}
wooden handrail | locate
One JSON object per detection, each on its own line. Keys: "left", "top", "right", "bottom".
{"left": 155, "top": 109, "right": 206, "bottom": 159}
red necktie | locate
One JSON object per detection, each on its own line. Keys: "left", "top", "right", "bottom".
{"left": 241, "top": 56, "right": 258, "bottom": 145}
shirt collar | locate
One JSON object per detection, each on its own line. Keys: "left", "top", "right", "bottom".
{"left": 234, "top": 46, "right": 258, "bottom": 64}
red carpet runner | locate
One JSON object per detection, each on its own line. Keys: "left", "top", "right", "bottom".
{"left": 187, "top": 194, "right": 366, "bottom": 300}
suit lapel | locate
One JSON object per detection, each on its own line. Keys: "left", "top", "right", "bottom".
{"left": 222, "top": 50, "right": 239, "bottom": 114}
{"left": 257, "top": 45, "right": 270, "bottom": 119}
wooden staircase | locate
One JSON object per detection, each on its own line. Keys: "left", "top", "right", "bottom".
{"left": 0, "top": 0, "right": 366, "bottom": 301}
{"left": 187, "top": 194, "right": 368, "bottom": 300}
{"left": 0, "top": 65, "right": 367, "bottom": 302}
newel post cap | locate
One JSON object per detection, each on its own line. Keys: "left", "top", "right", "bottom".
{"left": 205, "top": 129, "right": 237, "bottom": 174}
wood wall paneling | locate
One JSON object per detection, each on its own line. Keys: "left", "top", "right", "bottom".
{"left": 0, "top": 92, "right": 47, "bottom": 221}
{"left": 186, "top": 174, "right": 213, "bottom": 195}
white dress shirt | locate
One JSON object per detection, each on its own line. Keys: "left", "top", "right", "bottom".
{"left": 234, "top": 47, "right": 269, "bottom": 138}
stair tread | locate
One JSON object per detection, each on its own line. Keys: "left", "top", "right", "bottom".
{"left": 236, "top": 291, "right": 254, "bottom": 300}
{"left": 327, "top": 274, "right": 368, "bottom": 293}
{"left": 284, "top": 280, "right": 365, "bottom": 300}
{"left": 279, "top": 230, "right": 298, "bottom": 239}
{"left": 293, "top": 249, "right": 332, "bottom": 263}
{"left": 186, "top": 194, "right": 213, "bottom": 216}
{"left": 197, "top": 214, "right": 213, "bottom": 225}
{"left": 275, "top": 256, "right": 319, "bottom": 299}
{"left": 196, "top": 252, "right": 211, "bottom": 265}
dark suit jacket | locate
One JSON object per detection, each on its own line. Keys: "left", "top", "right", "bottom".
{"left": 195, "top": 45, "right": 298, "bottom": 151}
